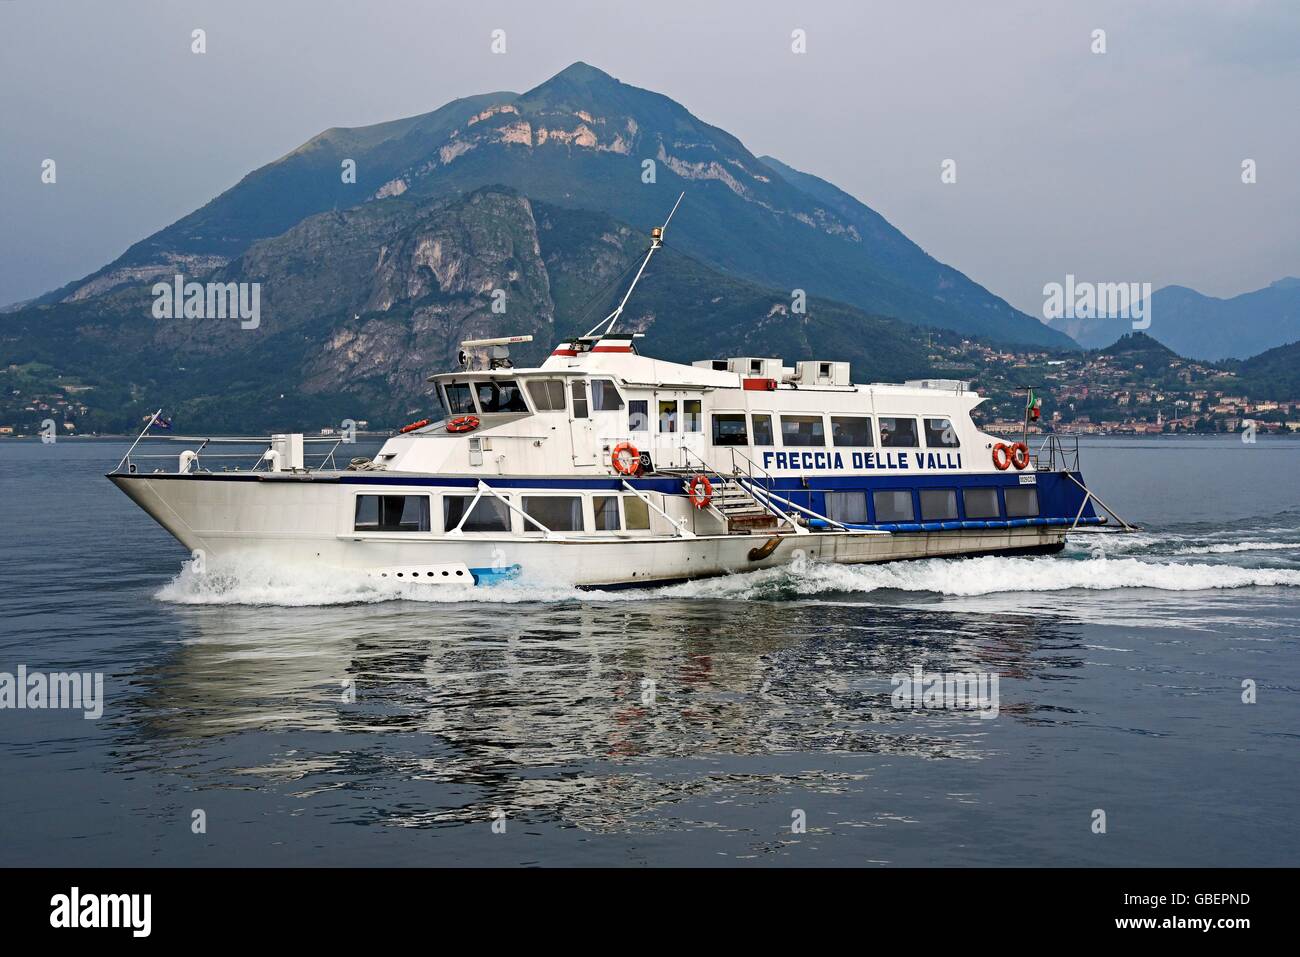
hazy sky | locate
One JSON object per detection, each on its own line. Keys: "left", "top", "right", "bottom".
{"left": 1, "top": 0, "right": 1297, "bottom": 317}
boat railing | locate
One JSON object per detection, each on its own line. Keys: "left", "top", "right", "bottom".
{"left": 112, "top": 432, "right": 366, "bottom": 476}
{"left": 1032, "top": 433, "right": 1081, "bottom": 472}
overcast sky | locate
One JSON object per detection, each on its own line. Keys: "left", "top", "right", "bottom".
{"left": 1, "top": 0, "right": 1296, "bottom": 317}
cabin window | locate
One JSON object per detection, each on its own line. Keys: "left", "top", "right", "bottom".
{"left": 628, "top": 400, "right": 649, "bottom": 431}
{"left": 526, "top": 379, "right": 566, "bottom": 411}
{"left": 593, "top": 495, "right": 621, "bottom": 531}
{"left": 591, "top": 379, "right": 625, "bottom": 412}
{"left": 1005, "top": 487, "right": 1040, "bottom": 518}
{"left": 963, "top": 488, "right": 1001, "bottom": 519}
{"left": 712, "top": 413, "right": 749, "bottom": 446}
{"left": 924, "top": 418, "right": 961, "bottom": 447}
{"left": 354, "top": 495, "right": 430, "bottom": 532}
{"left": 476, "top": 379, "right": 529, "bottom": 413}
{"left": 920, "top": 489, "right": 959, "bottom": 521}
{"left": 831, "top": 416, "right": 873, "bottom": 447}
{"left": 825, "top": 491, "right": 868, "bottom": 524}
{"left": 682, "top": 399, "right": 702, "bottom": 432}
{"left": 443, "top": 382, "right": 476, "bottom": 415}
{"left": 623, "top": 495, "right": 651, "bottom": 530}
{"left": 751, "top": 414, "right": 774, "bottom": 446}
{"left": 522, "top": 496, "right": 584, "bottom": 533}
{"left": 571, "top": 380, "right": 589, "bottom": 418}
{"left": 658, "top": 400, "right": 678, "bottom": 432}
{"left": 780, "top": 414, "right": 825, "bottom": 447}
{"left": 878, "top": 416, "right": 919, "bottom": 448}
{"left": 873, "top": 490, "right": 915, "bottom": 523}
{"left": 444, "top": 495, "right": 511, "bottom": 532}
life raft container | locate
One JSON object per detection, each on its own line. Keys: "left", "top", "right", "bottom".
{"left": 1010, "top": 441, "right": 1030, "bottom": 470}
{"left": 399, "top": 418, "right": 431, "bottom": 434}
{"left": 687, "top": 474, "right": 714, "bottom": 508}
{"left": 447, "top": 415, "right": 480, "bottom": 434}
{"left": 992, "top": 442, "right": 1012, "bottom": 470}
{"left": 611, "top": 441, "right": 641, "bottom": 475}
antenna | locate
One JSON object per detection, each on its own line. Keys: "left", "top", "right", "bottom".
{"left": 585, "top": 192, "right": 684, "bottom": 338}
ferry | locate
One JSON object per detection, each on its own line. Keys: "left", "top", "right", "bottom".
{"left": 108, "top": 203, "right": 1130, "bottom": 589}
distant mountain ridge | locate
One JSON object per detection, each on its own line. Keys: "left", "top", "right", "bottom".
{"left": 1048, "top": 277, "right": 1300, "bottom": 360}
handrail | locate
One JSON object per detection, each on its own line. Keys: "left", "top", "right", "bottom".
{"left": 621, "top": 480, "right": 695, "bottom": 538}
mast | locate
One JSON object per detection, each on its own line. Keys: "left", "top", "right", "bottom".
{"left": 585, "top": 192, "right": 684, "bottom": 338}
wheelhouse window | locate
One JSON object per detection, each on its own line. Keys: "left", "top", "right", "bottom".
{"left": 593, "top": 495, "right": 621, "bottom": 531}
{"left": 920, "top": 489, "right": 959, "bottom": 521}
{"left": 825, "top": 491, "right": 868, "bottom": 524}
{"left": 475, "top": 379, "right": 528, "bottom": 413}
{"left": 571, "top": 380, "right": 589, "bottom": 418}
{"left": 878, "top": 417, "right": 919, "bottom": 448}
{"left": 658, "top": 400, "right": 678, "bottom": 433}
{"left": 682, "top": 399, "right": 702, "bottom": 432}
{"left": 590, "top": 379, "right": 625, "bottom": 412}
{"left": 1005, "top": 487, "right": 1040, "bottom": 518}
{"left": 444, "top": 495, "right": 511, "bottom": 532}
{"left": 831, "top": 416, "right": 873, "bottom": 447}
{"left": 522, "top": 496, "right": 584, "bottom": 533}
{"left": 780, "top": 414, "right": 825, "bottom": 447}
{"left": 751, "top": 414, "right": 774, "bottom": 446}
{"left": 963, "top": 488, "right": 1001, "bottom": 519}
{"left": 628, "top": 400, "right": 649, "bottom": 431}
{"left": 526, "top": 379, "right": 566, "bottom": 411}
{"left": 712, "top": 413, "right": 749, "bottom": 446}
{"left": 873, "top": 490, "right": 915, "bottom": 523}
{"left": 924, "top": 418, "right": 961, "bottom": 447}
{"left": 354, "top": 495, "right": 431, "bottom": 532}
{"left": 442, "top": 382, "right": 476, "bottom": 416}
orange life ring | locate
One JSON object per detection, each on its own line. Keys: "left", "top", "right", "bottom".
{"left": 399, "top": 418, "right": 430, "bottom": 434}
{"left": 447, "top": 415, "right": 480, "bottom": 434}
{"left": 611, "top": 441, "right": 641, "bottom": 475}
{"left": 687, "top": 474, "right": 713, "bottom": 509}
{"left": 991, "top": 442, "right": 1011, "bottom": 471}
{"left": 1010, "top": 442, "right": 1030, "bottom": 470}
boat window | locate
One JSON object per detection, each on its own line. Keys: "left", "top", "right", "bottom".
{"left": 526, "top": 379, "right": 567, "bottom": 412}
{"left": 443, "top": 382, "right": 477, "bottom": 416}
{"left": 963, "top": 487, "right": 1001, "bottom": 519}
{"left": 443, "top": 495, "right": 511, "bottom": 532}
{"left": 593, "top": 495, "right": 622, "bottom": 531}
{"left": 623, "top": 495, "right": 651, "bottom": 530}
{"left": 1005, "top": 487, "right": 1040, "bottom": 518}
{"left": 878, "top": 416, "right": 919, "bottom": 448}
{"left": 825, "top": 491, "right": 868, "bottom": 524}
{"left": 924, "top": 417, "right": 961, "bottom": 447}
{"left": 658, "top": 400, "right": 677, "bottom": 433}
{"left": 571, "top": 380, "right": 589, "bottom": 419}
{"left": 628, "top": 400, "right": 649, "bottom": 431}
{"left": 354, "top": 495, "right": 430, "bottom": 532}
{"left": 682, "top": 399, "right": 702, "bottom": 432}
{"left": 712, "top": 413, "right": 749, "bottom": 446}
{"left": 522, "top": 496, "right": 584, "bottom": 533}
{"left": 920, "top": 489, "right": 959, "bottom": 521}
{"left": 831, "top": 416, "right": 873, "bottom": 447}
{"left": 476, "top": 379, "right": 529, "bottom": 413}
{"left": 780, "top": 414, "right": 825, "bottom": 447}
{"left": 751, "top": 414, "right": 774, "bottom": 446}
{"left": 873, "top": 490, "right": 915, "bottom": 523}
{"left": 591, "top": 379, "right": 625, "bottom": 412}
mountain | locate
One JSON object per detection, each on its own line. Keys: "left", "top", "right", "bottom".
{"left": 1, "top": 187, "right": 935, "bottom": 432}
{"left": 1098, "top": 331, "right": 1181, "bottom": 360}
{"left": 30, "top": 62, "right": 1068, "bottom": 349}
{"left": 1048, "top": 278, "right": 1300, "bottom": 360}
{"left": 1237, "top": 339, "right": 1300, "bottom": 402}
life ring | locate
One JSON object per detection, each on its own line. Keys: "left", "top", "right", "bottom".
{"left": 687, "top": 474, "right": 713, "bottom": 509}
{"left": 991, "top": 442, "right": 1011, "bottom": 471}
{"left": 447, "top": 415, "right": 480, "bottom": 434}
{"left": 1010, "top": 442, "right": 1030, "bottom": 470}
{"left": 399, "top": 418, "right": 430, "bottom": 434}
{"left": 611, "top": 441, "right": 641, "bottom": 475}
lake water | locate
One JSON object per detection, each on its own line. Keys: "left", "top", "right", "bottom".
{"left": 1, "top": 436, "right": 1297, "bottom": 866}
